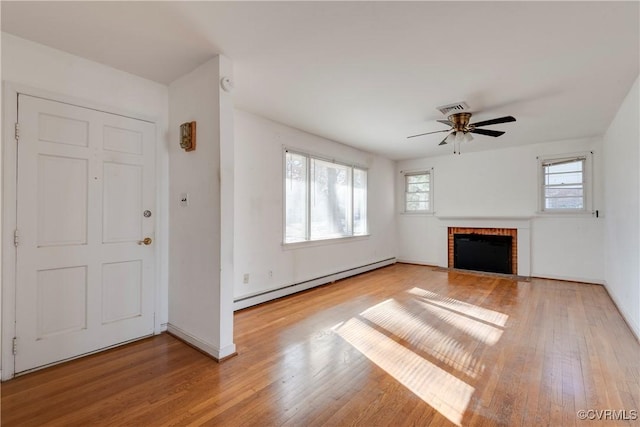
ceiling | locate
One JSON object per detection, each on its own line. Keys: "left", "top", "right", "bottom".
{"left": 2, "top": 1, "right": 638, "bottom": 160}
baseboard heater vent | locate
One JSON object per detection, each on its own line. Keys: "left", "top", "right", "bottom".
{"left": 233, "top": 258, "right": 396, "bottom": 311}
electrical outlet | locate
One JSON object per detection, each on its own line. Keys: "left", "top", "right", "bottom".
{"left": 268, "top": 270, "right": 273, "bottom": 279}
{"left": 243, "top": 273, "right": 249, "bottom": 284}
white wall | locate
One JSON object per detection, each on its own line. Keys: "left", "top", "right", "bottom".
{"left": 233, "top": 109, "right": 397, "bottom": 304}
{"left": 168, "top": 57, "right": 235, "bottom": 359}
{"left": 603, "top": 75, "right": 639, "bottom": 338}
{"left": 1, "top": 33, "right": 170, "bottom": 376}
{"left": 396, "top": 137, "right": 604, "bottom": 283}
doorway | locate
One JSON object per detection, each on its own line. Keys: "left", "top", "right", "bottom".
{"left": 6, "top": 91, "right": 157, "bottom": 375}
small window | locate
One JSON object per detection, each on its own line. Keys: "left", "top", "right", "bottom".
{"left": 540, "top": 155, "right": 589, "bottom": 212}
{"left": 285, "top": 150, "right": 367, "bottom": 244}
{"left": 404, "top": 171, "right": 431, "bottom": 213}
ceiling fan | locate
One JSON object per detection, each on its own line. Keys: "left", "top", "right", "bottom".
{"left": 407, "top": 112, "right": 516, "bottom": 152}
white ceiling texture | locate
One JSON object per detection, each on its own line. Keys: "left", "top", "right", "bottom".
{"left": 2, "top": 1, "right": 638, "bottom": 160}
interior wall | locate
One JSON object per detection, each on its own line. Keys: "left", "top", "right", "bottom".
{"left": 233, "top": 109, "right": 397, "bottom": 302}
{"left": 603, "top": 75, "right": 639, "bottom": 338}
{"left": 396, "top": 137, "right": 604, "bottom": 283}
{"left": 1, "top": 33, "right": 170, "bottom": 348}
{"left": 168, "top": 57, "right": 235, "bottom": 358}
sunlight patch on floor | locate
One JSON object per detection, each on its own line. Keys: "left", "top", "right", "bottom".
{"left": 334, "top": 317, "right": 474, "bottom": 426}
{"left": 360, "top": 299, "right": 485, "bottom": 379}
{"left": 414, "top": 299, "right": 504, "bottom": 345}
{"left": 408, "top": 287, "right": 509, "bottom": 327}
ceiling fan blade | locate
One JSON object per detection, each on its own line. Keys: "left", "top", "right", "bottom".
{"left": 438, "top": 135, "right": 450, "bottom": 145}
{"left": 407, "top": 129, "right": 451, "bottom": 139}
{"left": 470, "top": 128, "right": 505, "bottom": 137}
{"left": 437, "top": 119, "right": 453, "bottom": 126}
{"left": 470, "top": 116, "right": 516, "bottom": 127}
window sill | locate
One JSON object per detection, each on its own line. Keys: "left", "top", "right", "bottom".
{"left": 534, "top": 210, "right": 596, "bottom": 218}
{"left": 400, "top": 211, "right": 435, "bottom": 217}
{"left": 282, "top": 234, "right": 371, "bottom": 250}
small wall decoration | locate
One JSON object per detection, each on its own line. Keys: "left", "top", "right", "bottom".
{"left": 180, "top": 121, "right": 196, "bottom": 152}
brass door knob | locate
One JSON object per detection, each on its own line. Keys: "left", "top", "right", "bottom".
{"left": 138, "top": 237, "right": 152, "bottom": 246}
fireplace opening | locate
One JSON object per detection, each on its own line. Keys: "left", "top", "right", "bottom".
{"left": 454, "top": 233, "right": 512, "bottom": 274}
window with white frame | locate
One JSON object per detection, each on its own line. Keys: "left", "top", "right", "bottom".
{"left": 404, "top": 170, "right": 432, "bottom": 212}
{"left": 285, "top": 150, "right": 367, "bottom": 243}
{"left": 540, "top": 155, "right": 590, "bottom": 212}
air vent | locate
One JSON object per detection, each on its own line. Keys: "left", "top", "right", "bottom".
{"left": 436, "top": 102, "right": 469, "bottom": 115}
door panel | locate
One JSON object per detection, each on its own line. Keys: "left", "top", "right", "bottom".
{"left": 103, "top": 125, "right": 143, "bottom": 154}
{"left": 15, "top": 94, "right": 156, "bottom": 373}
{"left": 103, "top": 162, "right": 142, "bottom": 243}
{"left": 102, "top": 260, "right": 142, "bottom": 324}
{"left": 37, "top": 154, "right": 88, "bottom": 247}
{"left": 38, "top": 112, "right": 89, "bottom": 147}
{"left": 37, "top": 266, "right": 88, "bottom": 339}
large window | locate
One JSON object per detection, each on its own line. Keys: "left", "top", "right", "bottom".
{"left": 540, "top": 155, "right": 589, "bottom": 212}
{"left": 404, "top": 171, "right": 432, "bottom": 213}
{"left": 285, "top": 150, "right": 367, "bottom": 243}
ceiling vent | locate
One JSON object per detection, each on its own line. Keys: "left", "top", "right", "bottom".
{"left": 436, "top": 102, "right": 470, "bottom": 116}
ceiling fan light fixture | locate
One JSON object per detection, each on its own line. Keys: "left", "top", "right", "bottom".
{"left": 445, "top": 132, "right": 457, "bottom": 143}
{"left": 463, "top": 132, "right": 474, "bottom": 143}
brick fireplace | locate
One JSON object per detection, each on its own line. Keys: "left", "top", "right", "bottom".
{"left": 448, "top": 227, "right": 518, "bottom": 275}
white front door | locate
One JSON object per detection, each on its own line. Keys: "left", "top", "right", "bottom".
{"left": 15, "top": 94, "right": 156, "bottom": 374}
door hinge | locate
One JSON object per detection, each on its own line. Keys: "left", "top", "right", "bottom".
{"left": 15, "top": 123, "right": 20, "bottom": 141}
{"left": 14, "top": 229, "right": 20, "bottom": 247}
{"left": 12, "top": 337, "right": 17, "bottom": 355}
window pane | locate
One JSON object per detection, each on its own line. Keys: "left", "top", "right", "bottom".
{"left": 407, "top": 174, "right": 429, "bottom": 184}
{"left": 353, "top": 168, "right": 367, "bottom": 235}
{"left": 545, "top": 187, "right": 583, "bottom": 198}
{"left": 285, "top": 152, "right": 307, "bottom": 243}
{"left": 407, "top": 182, "right": 429, "bottom": 193}
{"left": 543, "top": 158, "right": 586, "bottom": 211}
{"left": 545, "top": 160, "right": 583, "bottom": 173}
{"left": 407, "top": 201, "right": 428, "bottom": 211}
{"left": 310, "top": 158, "right": 352, "bottom": 240}
{"left": 545, "top": 197, "right": 584, "bottom": 209}
{"left": 284, "top": 151, "right": 368, "bottom": 243}
{"left": 405, "top": 172, "right": 430, "bottom": 211}
{"left": 406, "top": 193, "right": 428, "bottom": 202}
{"left": 545, "top": 172, "right": 583, "bottom": 185}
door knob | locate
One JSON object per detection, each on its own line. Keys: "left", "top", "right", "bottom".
{"left": 138, "top": 237, "right": 152, "bottom": 246}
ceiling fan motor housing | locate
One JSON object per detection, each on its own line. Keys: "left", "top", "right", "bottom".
{"left": 449, "top": 112, "right": 472, "bottom": 132}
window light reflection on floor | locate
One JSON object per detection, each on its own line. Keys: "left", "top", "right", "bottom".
{"left": 414, "top": 300, "right": 504, "bottom": 345}
{"left": 359, "top": 298, "right": 485, "bottom": 379}
{"left": 332, "top": 290, "right": 509, "bottom": 425}
{"left": 333, "top": 317, "right": 474, "bottom": 426}
{"left": 408, "top": 287, "right": 509, "bottom": 327}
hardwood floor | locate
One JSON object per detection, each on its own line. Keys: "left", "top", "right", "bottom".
{"left": 2, "top": 263, "right": 638, "bottom": 426}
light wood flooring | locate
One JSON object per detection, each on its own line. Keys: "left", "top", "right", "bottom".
{"left": 1, "top": 263, "right": 638, "bottom": 426}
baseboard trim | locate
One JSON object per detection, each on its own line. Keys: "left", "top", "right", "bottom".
{"left": 166, "top": 324, "right": 237, "bottom": 362}
{"left": 601, "top": 283, "right": 640, "bottom": 342}
{"left": 233, "top": 258, "right": 396, "bottom": 311}
{"left": 396, "top": 259, "right": 439, "bottom": 267}
{"left": 530, "top": 273, "right": 603, "bottom": 285}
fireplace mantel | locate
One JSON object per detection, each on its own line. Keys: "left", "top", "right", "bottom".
{"left": 436, "top": 215, "right": 533, "bottom": 221}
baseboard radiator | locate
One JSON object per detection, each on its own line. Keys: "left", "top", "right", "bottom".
{"left": 233, "top": 258, "right": 396, "bottom": 311}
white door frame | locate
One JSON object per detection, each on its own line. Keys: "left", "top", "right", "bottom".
{"left": 2, "top": 82, "right": 163, "bottom": 380}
